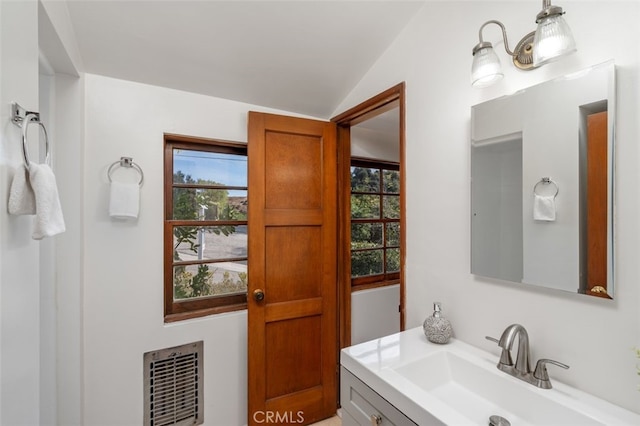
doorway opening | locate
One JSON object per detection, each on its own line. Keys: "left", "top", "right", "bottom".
{"left": 332, "top": 83, "right": 406, "bottom": 349}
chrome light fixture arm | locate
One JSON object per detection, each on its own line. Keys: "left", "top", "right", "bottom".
{"left": 476, "top": 20, "right": 516, "bottom": 57}
{"left": 474, "top": 20, "right": 536, "bottom": 71}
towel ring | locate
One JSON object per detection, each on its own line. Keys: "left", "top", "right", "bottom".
{"left": 19, "top": 113, "right": 50, "bottom": 169}
{"left": 107, "top": 157, "right": 144, "bottom": 186}
{"left": 533, "top": 177, "right": 559, "bottom": 198}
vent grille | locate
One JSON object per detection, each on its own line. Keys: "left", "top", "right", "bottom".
{"left": 144, "top": 341, "right": 204, "bottom": 426}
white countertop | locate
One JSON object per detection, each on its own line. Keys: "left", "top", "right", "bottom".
{"left": 341, "top": 327, "right": 640, "bottom": 425}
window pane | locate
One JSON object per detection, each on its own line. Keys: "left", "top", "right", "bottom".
{"left": 173, "top": 189, "right": 247, "bottom": 220}
{"left": 383, "top": 170, "right": 400, "bottom": 194}
{"left": 383, "top": 195, "right": 400, "bottom": 219}
{"left": 351, "top": 223, "right": 383, "bottom": 250}
{"left": 386, "top": 222, "right": 400, "bottom": 247}
{"left": 174, "top": 149, "right": 247, "bottom": 187}
{"left": 386, "top": 248, "right": 400, "bottom": 273}
{"left": 173, "top": 261, "right": 248, "bottom": 301}
{"left": 351, "top": 194, "right": 380, "bottom": 219}
{"left": 351, "top": 250, "right": 383, "bottom": 278}
{"left": 173, "top": 225, "right": 247, "bottom": 262}
{"left": 351, "top": 167, "right": 380, "bottom": 192}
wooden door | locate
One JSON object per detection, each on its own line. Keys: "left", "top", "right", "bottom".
{"left": 586, "top": 111, "right": 610, "bottom": 298}
{"left": 247, "top": 112, "right": 338, "bottom": 425}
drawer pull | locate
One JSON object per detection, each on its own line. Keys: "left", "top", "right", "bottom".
{"left": 370, "top": 413, "right": 382, "bottom": 425}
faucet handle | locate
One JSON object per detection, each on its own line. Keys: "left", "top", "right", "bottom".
{"left": 485, "top": 336, "right": 499, "bottom": 344}
{"left": 486, "top": 336, "right": 513, "bottom": 366}
{"left": 533, "top": 358, "right": 569, "bottom": 388}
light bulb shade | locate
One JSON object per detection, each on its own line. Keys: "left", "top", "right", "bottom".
{"left": 471, "top": 45, "right": 503, "bottom": 87}
{"left": 532, "top": 14, "right": 576, "bottom": 67}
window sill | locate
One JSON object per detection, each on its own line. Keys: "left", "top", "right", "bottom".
{"left": 164, "top": 302, "right": 247, "bottom": 323}
{"left": 351, "top": 279, "right": 400, "bottom": 293}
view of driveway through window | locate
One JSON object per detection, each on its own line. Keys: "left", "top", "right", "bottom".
{"left": 172, "top": 149, "right": 248, "bottom": 301}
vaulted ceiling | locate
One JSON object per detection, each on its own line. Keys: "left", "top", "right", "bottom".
{"left": 65, "top": 1, "right": 425, "bottom": 118}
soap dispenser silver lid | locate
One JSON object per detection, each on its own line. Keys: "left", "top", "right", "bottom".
{"left": 433, "top": 302, "right": 442, "bottom": 318}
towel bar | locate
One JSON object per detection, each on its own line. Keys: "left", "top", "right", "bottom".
{"left": 108, "top": 157, "right": 144, "bottom": 186}
{"left": 533, "top": 177, "right": 559, "bottom": 197}
{"left": 11, "top": 102, "right": 50, "bottom": 169}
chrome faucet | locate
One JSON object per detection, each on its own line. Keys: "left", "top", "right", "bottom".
{"left": 486, "top": 324, "right": 569, "bottom": 389}
{"left": 498, "top": 324, "right": 531, "bottom": 376}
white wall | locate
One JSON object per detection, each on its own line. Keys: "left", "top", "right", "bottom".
{"left": 334, "top": 0, "right": 640, "bottom": 414}
{"left": 351, "top": 285, "right": 400, "bottom": 346}
{"left": 1, "top": 1, "right": 84, "bottom": 423}
{"left": 82, "top": 74, "right": 321, "bottom": 425}
{"left": 52, "top": 72, "right": 85, "bottom": 426}
{"left": 37, "top": 2, "right": 85, "bottom": 424}
{"left": 39, "top": 63, "right": 58, "bottom": 426}
{"left": 351, "top": 127, "right": 399, "bottom": 162}
{"left": 0, "top": 1, "right": 42, "bottom": 425}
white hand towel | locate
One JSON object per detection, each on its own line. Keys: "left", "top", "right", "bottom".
{"left": 8, "top": 164, "right": 36, "bottom": 215}
{"left": 29, "top": 162, "right": 66, "bottom": 239}
{"left": 533, "top": 194, "right": 556, "bottom": 221}
{"left": 109, "top": 181, "right": 140, "bottom": 220}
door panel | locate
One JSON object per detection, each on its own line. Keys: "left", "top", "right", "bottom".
{"left": 248, "top": 111, "right": 338, "bottom": 425}
{"left": 265, "top": 133, "right": 322, "bottom": 209}
{"left": 266, "top": 316, "right": 322, "bottom": 399}
{"left": 265, "top": 227, "right": 322, "bottom": 301}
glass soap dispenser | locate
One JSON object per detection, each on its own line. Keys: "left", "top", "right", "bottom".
{"left": 423, "top": 302, "right": 453, "bottom": 344}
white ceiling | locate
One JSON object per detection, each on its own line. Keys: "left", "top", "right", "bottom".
{"left": 65, "top": 0, "right": 425, "bottom": 118}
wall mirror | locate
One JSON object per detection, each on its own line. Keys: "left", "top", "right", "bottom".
{"left": 470, "top": 61, "right": 615, "bottom": 299}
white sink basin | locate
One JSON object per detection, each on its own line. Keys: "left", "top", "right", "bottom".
{"left": 393, "top": 350, "right": 602, "bottom": 425}
{"left": 341, "top": 327, "right": 640, "bottom": 426}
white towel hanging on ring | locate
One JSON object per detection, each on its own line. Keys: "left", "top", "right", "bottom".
{"left": 533, "top": 194, "right": 556, "bottom": 221}
{"left": 29, "top": 162, "right": 66, "bottom": 239}
{"left": 8, "top": 164, "right": 36, "bottom": 215}
{"left": 533, "top": 177, "right": 559, "bottom": 222}
{"left": 107, "top": 157, "right": 143, "bottom": 220}
{"left": 109, "top": 181, "right": 140, "bottom": 219}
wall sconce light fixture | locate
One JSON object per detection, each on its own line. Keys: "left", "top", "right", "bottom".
{"left": 471, "top": 0, "right": 576, "bottom": 87}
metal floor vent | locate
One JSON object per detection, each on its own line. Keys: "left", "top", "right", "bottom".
{"left": 144, "top": 341, "right": 204, "bottom": 426}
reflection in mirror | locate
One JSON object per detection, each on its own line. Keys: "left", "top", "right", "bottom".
{"left": 470, "top": 61, "right": 615, "bottom": 299}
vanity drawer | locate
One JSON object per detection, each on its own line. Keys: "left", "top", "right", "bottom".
{"left": 341, "top": 367, "right": 417, "bottom": 426}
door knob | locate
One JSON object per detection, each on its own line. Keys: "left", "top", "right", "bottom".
{"left": 253, "top": 289, "right": 265, "bottom": 302}
{"left": 590, "top": 285, "right": 608, "bottom": 295}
